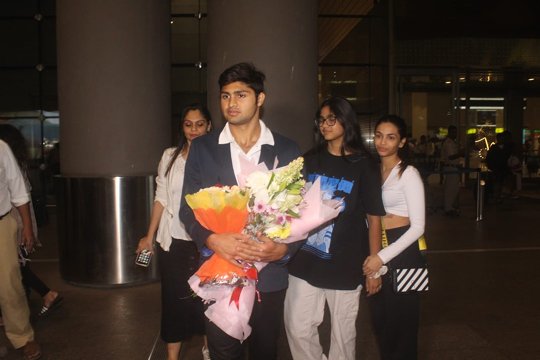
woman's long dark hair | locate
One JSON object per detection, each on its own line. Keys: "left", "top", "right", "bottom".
{"left": 165, "top": 103, "right": 212, "bottom": 176}
{"left": 307, "top": 96, "right": 369, "bottom": 159}
{"left": 375, "top": 114, "right": 411, "bottom": 177}
{"left": 0, "top": 124, "right": 28, "bottom": 172}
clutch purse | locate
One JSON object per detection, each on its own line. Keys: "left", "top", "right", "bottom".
{"left": 392, "top": 267, "right": 429, "bottom": 293}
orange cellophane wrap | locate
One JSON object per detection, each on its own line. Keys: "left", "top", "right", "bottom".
{"left": 192, "top": 206, "right": 249, "bottom": 282}
{"left": 192, "top": 206, "right": 248, "bottom": 235}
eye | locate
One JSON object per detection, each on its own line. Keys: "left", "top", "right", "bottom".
{"left": 184, "top": 121, "right": 193, "bottom": 127}
{"left": 195, "top": 121, "right": 206, "bottom": 127}
{"left": 238, "top": 92, "right": 247, "bottom": 98}
{"left": 221, "top": 94, "right": 229, "bottom": 100}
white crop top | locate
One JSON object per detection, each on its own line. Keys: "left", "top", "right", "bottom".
{"left": 378, "top": 164, "right": 425, "bottom": 264}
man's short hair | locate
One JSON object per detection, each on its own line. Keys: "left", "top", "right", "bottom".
{"left": 218, "top": 62, "right": 266, "bottom": 96}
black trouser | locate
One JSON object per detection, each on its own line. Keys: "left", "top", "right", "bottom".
{"left": 20, "top": 264, "right": 49, "bottom": 298}
{"left": 206, "top": 288, "right": 286, "bottom": 360}
{"left": 368, "top": 226, "right": 422, "bottom": 360}
{"left": 369, "top": 274, "right": 420, "bottom": 360}
{"left": 158, "top": 239, "right": 205, "bottom": 343}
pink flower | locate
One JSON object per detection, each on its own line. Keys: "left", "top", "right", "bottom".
{"left": 276, "top": 214, "right": 287, "bottom": 225}
{"left": 253, "top": 200, "right": 267, "bottom": 213}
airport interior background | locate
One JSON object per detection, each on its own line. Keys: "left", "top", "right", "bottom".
{"left": 1, "top": 0, "right": 540, "bottom": 201}
{"left": 0, "top": 0, "right": 540, "bottom": 359}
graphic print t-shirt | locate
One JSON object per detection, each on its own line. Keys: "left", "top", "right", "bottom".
{"left": 288, "top": 149, "right": 385, "bottom": 290}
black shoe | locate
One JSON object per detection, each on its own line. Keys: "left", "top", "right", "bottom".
{"left": 38, "top": 295, "right": 64, "bottom": 318}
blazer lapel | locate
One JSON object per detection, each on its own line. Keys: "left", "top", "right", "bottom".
{"left": 260, "top": 144, "right": 278, "bottom": 169}
{"left": 216, "top": 143, "right": 237, "bottom": 185}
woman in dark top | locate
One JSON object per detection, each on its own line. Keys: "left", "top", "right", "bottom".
{"left": 284, "top": 96, "right": 385, "bottom": 360}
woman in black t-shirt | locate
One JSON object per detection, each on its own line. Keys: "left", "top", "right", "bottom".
{"left": 284, "top": 97, "right": 385, "bottom": 360}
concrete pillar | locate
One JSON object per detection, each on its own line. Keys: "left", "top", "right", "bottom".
{"left": 206, "top": 0, "right": 318, "bottom": 152}
{"left": 55, "top": 0, "right": 170, "bottom": 286}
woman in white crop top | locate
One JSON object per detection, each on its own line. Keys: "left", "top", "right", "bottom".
{"left": 363, "top": 115, "right": 426, "bottom": 360}
{"left": 136, "top": 104, "right": 212, "bottom": 360}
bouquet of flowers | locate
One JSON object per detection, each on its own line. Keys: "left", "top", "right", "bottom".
{"left": 244, "top": 156, "right": 305, "bottom": 241}
{"left": 186, "top": 156, "right": 342, "bottom": 341}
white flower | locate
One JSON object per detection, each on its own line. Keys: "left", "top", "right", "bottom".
{"left": 246, "top": 171, "right": 271, "bottom": 193}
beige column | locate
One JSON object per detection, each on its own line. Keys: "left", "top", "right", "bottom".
{"left": 206, "top": 0, "right": 318, "bottom": 152}
{"left": 55, "top": 0, "right": 170, "bottom": 286}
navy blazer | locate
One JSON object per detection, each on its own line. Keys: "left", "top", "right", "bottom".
{"left": 180, "top": 128, "right": 303, "bottom": 292}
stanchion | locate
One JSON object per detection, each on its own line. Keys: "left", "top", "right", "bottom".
{"left": 476, "top": 170, "right": 484, "bottom": 221}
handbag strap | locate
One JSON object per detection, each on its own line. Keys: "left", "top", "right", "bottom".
{"left": 380, "top": 219, "right": 427, "bottom": 251}
{"left": 381, "top": 220, "right": 389, "bottom": 248}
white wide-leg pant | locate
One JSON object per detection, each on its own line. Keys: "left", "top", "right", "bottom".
{"left": 284, "top": 275, "right": 361, "bottom": 360}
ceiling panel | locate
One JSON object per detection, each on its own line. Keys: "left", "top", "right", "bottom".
{"left": 318, "top": 0, "right": 374, "bottom": 62}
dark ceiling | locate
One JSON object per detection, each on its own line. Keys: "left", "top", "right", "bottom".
{"left": 394, "top": 0, "right": 540, "bottom": 39}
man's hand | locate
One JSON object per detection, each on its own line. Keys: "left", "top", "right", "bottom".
{"left": 20, "top": 226, "right": 35, "bottom": 252}
{"left": 16, "top": 203, "right": 35, "bottom": 252}
{"left": 206, "top": 232, "right": 253, "bottom": 266}
{"left": 238, "top": 234, "right": 288, "bottom": 262}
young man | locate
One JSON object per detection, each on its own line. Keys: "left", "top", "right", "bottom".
{"left": 0, "top": 139, "right": 41, "bottom": 360}
{"left": 180, "top": 62, "right": 301, "bottom": 360}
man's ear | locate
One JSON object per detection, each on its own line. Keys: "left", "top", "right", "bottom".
{"left": 257, "top": 92, "right": 266, "bottom": 107}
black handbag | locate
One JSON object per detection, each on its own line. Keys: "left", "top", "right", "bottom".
{"left": 392, "top": 267, "right": 429, "bottom": 293}
{"left": 382, "top": 226, "right": 429, "bottom": 294}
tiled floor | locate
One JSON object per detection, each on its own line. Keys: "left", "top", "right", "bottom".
{"left": 1, "top": 178, "right": 539, "bottom": 359}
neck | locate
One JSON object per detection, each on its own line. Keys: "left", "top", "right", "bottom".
{"left": 327, "top": 139, "right": 348, "bottom": 156}
{"left": 230, "top": 119, "right": 262, "bottom": 153}
{"left": 381, "top": 155, "right": 400, "bottom": 171}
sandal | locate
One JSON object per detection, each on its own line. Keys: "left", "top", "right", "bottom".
{"left": 38, "top": 295, "right": 64, "bottom": 318}
{"left": 21, "top": 340, "right": 41, "bottom": 360}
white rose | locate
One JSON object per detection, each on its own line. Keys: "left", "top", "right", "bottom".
{"left": 246, "top": 171, "right": 270, "bottom": 193}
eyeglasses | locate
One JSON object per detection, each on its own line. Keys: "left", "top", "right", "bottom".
{"left": 316, "top": 114, "right": 338, "bottom": 127}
